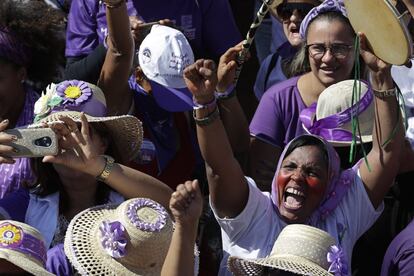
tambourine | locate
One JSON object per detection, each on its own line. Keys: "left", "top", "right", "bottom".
{"left": 344, "top": 0, "right": 413, "bottom": 65}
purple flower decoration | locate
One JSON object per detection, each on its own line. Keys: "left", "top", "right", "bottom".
{"left": 99, "top": 221, "right": 127, "bottom": 258}
{"left": 126, "top": 198, "right": 169, "bottom": 232}
{"left": 327, "top": 245, "right": 348, "bottom": 276}
{"left": 56, "top": 80, "right": 92, "bottom": 106}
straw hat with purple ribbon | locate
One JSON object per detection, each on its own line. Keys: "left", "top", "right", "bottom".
{"left": 228, "top": 224, "right": 348, "bottom": 276}
{"left": 29, "top": 80, "right": 143, "bottom": 161}
{"left": 0, "top": 220, "right": 54, "bottom": 276}
{"left": 64, "top": 198, "right": 173, "bottom": 275}
{"left": 300, "top": 80, "right": 374, "bottom": 147}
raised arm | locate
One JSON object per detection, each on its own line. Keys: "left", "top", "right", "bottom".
{"left": 98, "top": 0, "right": 134, "bottom": 115}
{"left": 216, "top": 42, "right": 250, "bottom": 168}
{"left": 184, "top": 59, "right": 247, "bottom": 218}
{"left": 359, "top": 33, "right": 405, "bottom": 209}
{"left": 161, "top": 180, "right": 203, "bottom": 276}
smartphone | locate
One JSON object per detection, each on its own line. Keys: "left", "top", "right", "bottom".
{"left": 4, "top": 128, "right": 58, "bottom": 158}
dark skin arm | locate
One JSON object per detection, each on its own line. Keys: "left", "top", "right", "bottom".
{"left": 184, "top": 59, "right": 248, "bottom": 218}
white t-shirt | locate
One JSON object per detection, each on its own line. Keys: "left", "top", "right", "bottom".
{"left": 212, "top": 175, "right": 384, "bottom": 276}
{"left": 392, "top": 60, "right": 414, "bottom": 145}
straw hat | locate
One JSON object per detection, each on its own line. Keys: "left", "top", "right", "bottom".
{"left": 29, "top": 80, "right": 143, "bottom": 161}
{"left": 301, "top": 80, "right": 374, "bottom": 147}
{"left": 64, "top": 198, "right": 173, "bottom": 275}
{"left": 269, "top": 0, "right": 322, "bottom": 19}
{"left": 0, "top": 220, "right": 54, "bottom": 276}
{"left": 228, "top": 224, "right": 347, "bottom": 276}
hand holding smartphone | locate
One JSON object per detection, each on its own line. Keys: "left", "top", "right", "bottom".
{"left": 4, "top": 128, "right": 58, "bottom": 158}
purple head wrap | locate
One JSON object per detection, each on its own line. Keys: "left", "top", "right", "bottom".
{"left": 299, "top": 0, "right": 348, "bottom": 39}
{"left": 0, "top": 27, "right": 31, "bottom": 66}
{"left": 271, "top": 134, "right": 356, "bottom": 224}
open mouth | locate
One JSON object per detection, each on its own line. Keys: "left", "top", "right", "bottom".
{"left": 283, "top": 187, "right": 306, "bottom": 210}
{"left": 289, "top": 25, "right": 300, "bottom": 36}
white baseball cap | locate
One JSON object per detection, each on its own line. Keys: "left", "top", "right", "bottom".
{"left": 138, "top": 25, "right": 194, "bottom": 89}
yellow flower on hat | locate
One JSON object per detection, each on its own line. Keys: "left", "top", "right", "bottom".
{"left": 0, "top": 224, "right": 22, "bottom": 246}
{"left": 64, "top": 86, "right": 82, "bottom": 99}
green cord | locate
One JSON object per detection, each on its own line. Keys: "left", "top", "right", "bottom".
{"left": 350, "top": 36, "right": 371, "bottom": 171}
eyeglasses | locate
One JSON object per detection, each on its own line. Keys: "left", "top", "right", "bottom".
{"left": 306, "top": 43, "right": 353, "bottom": 60}
{"left": 277, "top": 3, "right": 315, "bottom": 21}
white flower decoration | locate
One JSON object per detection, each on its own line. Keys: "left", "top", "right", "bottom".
{"left": 34, "top": 83, "right": 57, "bottom": 116}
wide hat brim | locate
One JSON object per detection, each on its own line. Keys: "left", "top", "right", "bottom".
{"left": 228, "top": 254, "right": 333, "bottom": 276}
{"left": 30, "top": 111, "right": 143, "bottom": 162}
{"left": 64, "top": 204, "right": 165, "bottom": 276}
{"left": 0, "top": 250, "right": 54, "bottom": 276}
{"left": 302, "top": 124, "right": 373, "bottom": 147}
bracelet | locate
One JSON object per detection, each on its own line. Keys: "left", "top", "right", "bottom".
{"left": 193, "top": 106, "right": 220, "bottom": 126}
{"left": 373, "top": 87, "right": 397, "bottom": 98}
{"left": 215, "top": 84, "right": 236, "bottom": 100}
{"left": 96, "top": 155, "right": 115, "bottom": 182}
{"left": 102, "top": 0, "right": 125, "bottom": 8}
{"left": 193, "top": 96, "right": 217, "bottom": 110}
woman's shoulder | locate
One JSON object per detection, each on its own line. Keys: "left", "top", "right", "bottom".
{"left": 263, "top": 76, "right": 301, "bottom": 99}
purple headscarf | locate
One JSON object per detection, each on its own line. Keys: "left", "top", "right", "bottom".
{"left": 271, "top": 134, "right": 356, "bottom": 225}
{"left": 299, "top": 0, "right": 348, "bottom": 39}
{"left": 0, "top": 27, "right": 31, "bottom": 66}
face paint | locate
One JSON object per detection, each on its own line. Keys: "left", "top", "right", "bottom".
{"left": 306, "top": 176, "right": 325, "bottom": 196}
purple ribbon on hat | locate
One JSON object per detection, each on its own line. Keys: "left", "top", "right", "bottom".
{"left": 300, "top": 82, "right": 373, "bottom": 142}
{"left": 327, "top": 245, "right": 348, "bottom": 276}
{"left": 126, "top": 198, "right": 169, "bottom": 232}
{"left": 99, "top": 221, "right": 128, "bottom": 258}
{"left": 0, "top": 27, "right": 31, "bottom": 66}
{"left": 299, "top": 0, "right": 348, "bottom": 39}
{"left": 0, "top": 223, "right": 47, "bottom": 266}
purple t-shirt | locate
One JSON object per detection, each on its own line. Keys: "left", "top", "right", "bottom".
{"left": 250, "top": 76, "right": 307, "bottom": 148}
{"left": 381, "top": 219, "right": 414, "bottom": 276}
{"left": 65, "top": 0, "right": 241, "bottom": 58}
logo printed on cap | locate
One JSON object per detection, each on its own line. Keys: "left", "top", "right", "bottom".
{"left": 141, "top": 48, "right": 152, "bottom": 64}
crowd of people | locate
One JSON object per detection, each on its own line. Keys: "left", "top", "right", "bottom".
{"left": 0, "top": 0, "right": 413, "bottom": 275}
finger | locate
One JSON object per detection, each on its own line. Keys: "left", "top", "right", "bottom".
{"left": 0, "top": 155, "right": 15, "bottom": 164}
{"left": 195, "top": 59, "right": 205, "bottom": 71}
{"left": 0, "top": 145, "right": 18, "bottom": 155}
{"left": 176, "top": 183, "right": 192, "bottom": 207}
{"left": 58, "top": 116, "right": 79, "bottom": 133}
{"left": 203, "top": 59, "right": 216, "bottom": 72}
{"left": 0, "top": 132, "right": 17, "bottom": 144}
{"left": 199, "top": 67, "right": 215, "bottom": 79}
{"left": 225, "top": 60, "right": 237, "bottom": 72}
{"left": 49, "top": 122, "right": 70, "bottom": 138}
{"left": 80, "top": 113, "right": 90, "bottom": 137}
{"left": 184, "top": 180, "right": 196, "bottom": 201}
{"left": 171, "top": 190, "right": 187, "bottom": 210}
{"left": 184, "top": 64, "right": 202, "bottom": 83}
{"left": 191, "top": 179, "right": 202, "bottom": 199}
{"left": 0, "top": 119, "right": 9, "bottom": 132}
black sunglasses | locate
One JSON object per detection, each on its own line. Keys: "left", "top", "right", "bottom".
{"left": 277, "top": 3, "right": 315, "bottom": 21}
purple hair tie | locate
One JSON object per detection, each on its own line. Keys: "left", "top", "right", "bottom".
{"left": 299, "top": 0, "right": 348, "bottom": 39}
{"left": 126, "top": 198, "right": 169, "bottom": 232}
